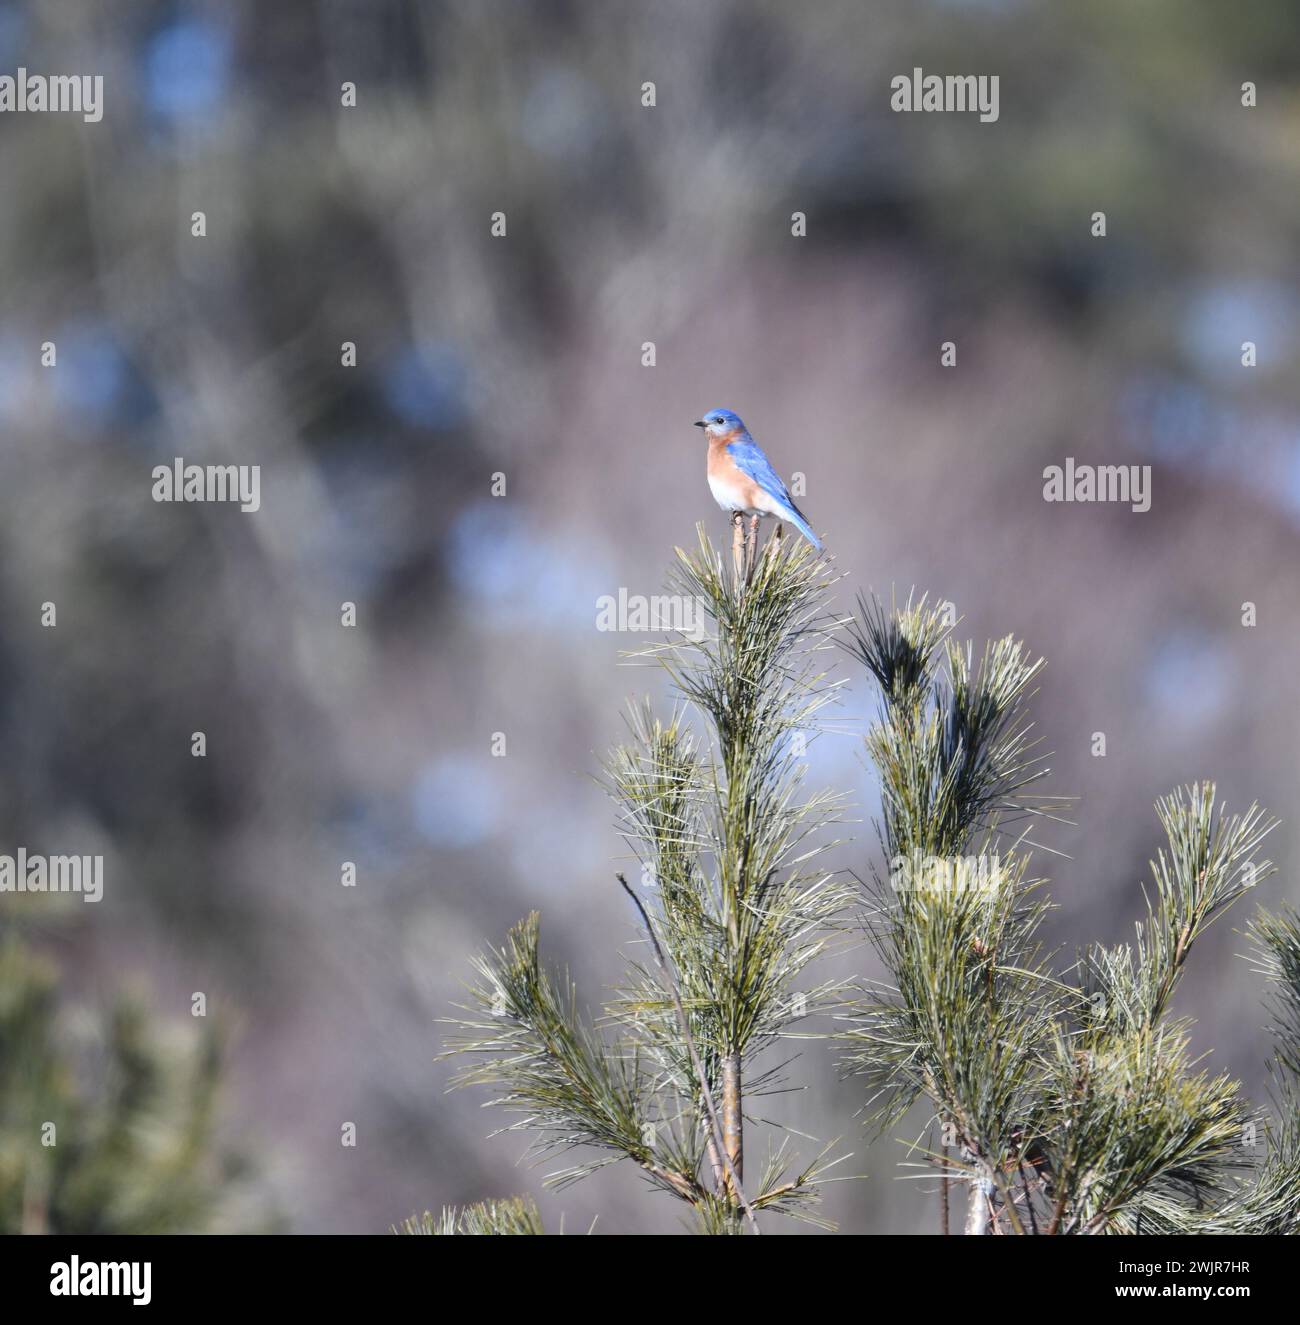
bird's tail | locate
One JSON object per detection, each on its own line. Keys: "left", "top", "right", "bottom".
{"left": 779, "top": 502, "right": 824, "bottom": 551}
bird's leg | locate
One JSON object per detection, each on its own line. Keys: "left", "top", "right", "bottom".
{"left": 746, "top": 514, "right": 760, "bottom": 580}
{"left": 768, "top": 521, "right": 784, "bottom": 560}
{"left": 731, "top": 511, "right": 745, "bottom": 585}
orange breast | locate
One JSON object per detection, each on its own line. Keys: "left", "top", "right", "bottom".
{"left": 707, "top": 440, "right": 765, "bottom": 510}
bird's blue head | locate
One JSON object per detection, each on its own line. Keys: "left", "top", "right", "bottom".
{"left": 694, "top": 408, "right": 746, "bottom": 439}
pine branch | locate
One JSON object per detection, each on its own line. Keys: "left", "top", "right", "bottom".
{"left": 440, "top": 914, "right": 706, "bottom": 1201}
{"left": 393, "top": 1196, "right": 545, "bottom": 1235}
{"left": 838, "top": 593, "right": 1282, "bottom": 1236}
{"left": 442, "top": 532, "right": 848, "bottom": 1233}
{"left": 1247, "top": 906, "right": 1300, "bottom": 1079}
{"left": 617, "top": 873, "right": 759, "bottom": 1233}
{"left": 608, "top": 530, "right": 852, "bottom": 1226}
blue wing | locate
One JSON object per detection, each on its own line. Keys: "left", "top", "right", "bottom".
{"left": 727, "top": 439, "right": 794, "bottom": 507}
{"left": 726, "top": 438, "right": 823, "bottom": 549}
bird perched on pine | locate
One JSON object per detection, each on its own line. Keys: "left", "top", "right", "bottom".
{"left": 694, "top": 408, "right": 824, "bottom": 553}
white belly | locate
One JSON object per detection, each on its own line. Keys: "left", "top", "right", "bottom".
{"left": 708, "top": 471, "right": 767, "bottom": 515}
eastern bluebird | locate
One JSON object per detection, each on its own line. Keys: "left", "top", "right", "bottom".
{"left": 694, "top": 408, "right": 824, "bottom": 550}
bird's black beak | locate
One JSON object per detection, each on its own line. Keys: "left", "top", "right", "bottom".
{"left": 693, "top": 420, "right": 707, "bottom": 428}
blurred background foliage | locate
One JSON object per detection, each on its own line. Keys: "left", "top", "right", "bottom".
{"left": 0, "top": 935, "right": 270, "bottom": 1232}
{"left": 0, "top": 0, "right": 1298, "bottom": 1231}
